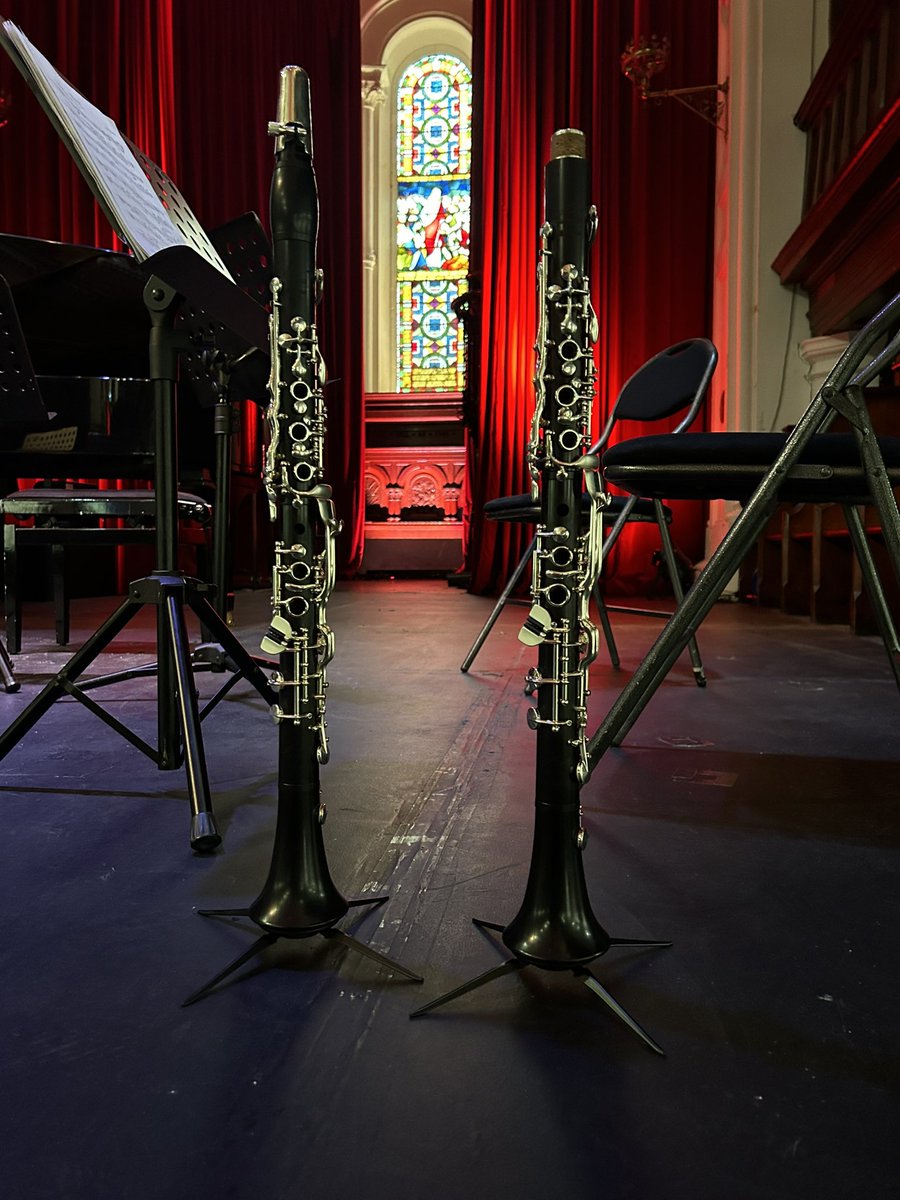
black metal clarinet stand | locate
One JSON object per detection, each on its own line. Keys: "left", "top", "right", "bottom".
{"left": 0, "top": 275, "right": 275, "bottom": 852}
{"left": 410, "top": 790, "right": 670, "bottom": 1054}
{"left": 183, "top": 751, "right": 422, "bottom": 1005}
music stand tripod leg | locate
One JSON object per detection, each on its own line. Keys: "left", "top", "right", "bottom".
{"left": 188, "top": 593, "right": 277, "bottom": 705}
{"left": 0, "top": 635, "right": 18, "bottom": 693}
{"left": 162, "top": 586, "right": 220, "bottom": 851}
{"left": 0, "top": 595, "right": 142, "bottom": 760}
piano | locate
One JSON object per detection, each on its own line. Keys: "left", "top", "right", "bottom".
{"left": 0, "top": 231, "right": 231, "bottom": 484}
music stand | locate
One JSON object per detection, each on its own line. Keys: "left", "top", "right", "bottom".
{"left": 0, "top": 19, "right": 275, "bottom": 850}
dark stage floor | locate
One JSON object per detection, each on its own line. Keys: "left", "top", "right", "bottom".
{"left": 0, "top": 581, "right": 897, "bottom": 1200}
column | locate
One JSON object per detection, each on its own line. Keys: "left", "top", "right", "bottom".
{"left": 361, "top": 64, "right": 387, "bottom": 392}
{"left": 707, "top": 0, "right": 830, "bottom": 573}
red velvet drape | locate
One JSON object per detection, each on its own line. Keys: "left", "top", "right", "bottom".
{"left": 0, "top": 0, "right": 364, "bottom": 574}
{"left": 0, "top": 0, "right": 176, "bottom": 244}
{"left": 168, "top": 0, "right": 365, "bottom": 575}
{"left": 466, "top": 0, "right": 717, "bottom": 595}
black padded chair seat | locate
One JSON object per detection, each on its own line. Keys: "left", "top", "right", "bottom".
{"left": 1, "top": 488, "right": 212, "bottom": 524}
{"left": 484, "top": 491, "right": 668, "bottom": 524}
{"left": 603, "top": 432, "right": 900, "bottom": 504}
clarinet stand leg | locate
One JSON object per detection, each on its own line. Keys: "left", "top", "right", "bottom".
{"left": 182, "top": 933, "right": 279, "bottom": 1007}
{"left": 410, "top": 958, "right": 524, "bottom": 1017}
{"left": 575, "top": 966, "right": 665, "bottom": 1056}
{"left": 412, "top": 913, "right": 668, "bottom": 1055}
{"left": 185, "top": 895, "right": 421, "bottom": 1006}
{"left": 322, "top": 928, "right": 423, "bottom": 981}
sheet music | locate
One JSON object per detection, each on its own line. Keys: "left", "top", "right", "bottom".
{"left": 1, "top": 20, "right": 231, "bottom": 279}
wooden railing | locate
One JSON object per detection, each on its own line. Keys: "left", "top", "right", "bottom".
{"left": 773, "top": 0, "right": 899, "bottom": 335}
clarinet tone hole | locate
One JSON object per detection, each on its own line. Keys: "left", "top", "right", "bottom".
{"left": 549, "top": 546, "right": 574, "bottom": 568}
{"left": 545, "top": 583, "right": 570, "bottom": 608}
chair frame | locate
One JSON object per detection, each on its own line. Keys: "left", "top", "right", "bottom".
{"left": 585, "top": 293, "right": 900, "bottom": 773}
{"left": 460, "top": 338, "right": 717, "bottom": 675}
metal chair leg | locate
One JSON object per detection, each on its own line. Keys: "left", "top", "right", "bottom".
{"left": 843, "top": 503, "right": 900, "bottom": 690}
{"left": 654, "top": 500, "right": 705, "bottom": 687}
{"left": 0, "top": 635, "right": 18, "bottom": 692}
{"left": 460, "top": 537, "right": 535, "bottom": 672}
{"left": 4, "top": 521, "right": 20, "bottom": 655}
{"left": 592, "top": 584, "right": 621, "bottom": 668}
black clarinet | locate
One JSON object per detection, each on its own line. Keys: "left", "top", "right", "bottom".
{"left": 183, "top": 69, "right": 422, "bottom": 1004}
{"left": 506, "top": 127, "right": 605, "bottom": 957}
{"left": 253, "top": 64, "right": 346, "bottom": 929}
{"left": 411, "top": 132, "right": 667, "bottom": 1052}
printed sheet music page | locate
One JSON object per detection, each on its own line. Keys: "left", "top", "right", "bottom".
{"left": 1, "top": 19, "right": 190, "bottom": 262}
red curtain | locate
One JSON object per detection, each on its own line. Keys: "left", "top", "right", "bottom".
{"left": 0, "top": 0, "right": 176, "bottom": 245}
{"left": 466, "top": 0, "right": 717, "bottom": 595}
{"left": 0, "top": 0, "right": 364, "bottom": 574}
{"left": 168, "top": 0, "right": 365, "bottom": 575}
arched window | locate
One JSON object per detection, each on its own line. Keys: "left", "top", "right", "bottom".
{"left": 360, "top": 11, "right": 472, "bottom": 394}
{"left": 395, "top": 53, "right": 472, "bottom": 392}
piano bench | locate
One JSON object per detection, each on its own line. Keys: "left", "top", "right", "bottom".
{"left": 1, "top": 488, "right": 212, "bottom": 653}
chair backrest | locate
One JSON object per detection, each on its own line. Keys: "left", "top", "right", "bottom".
{"left": 591, "top": 338, "right": 717, "bottom": 453}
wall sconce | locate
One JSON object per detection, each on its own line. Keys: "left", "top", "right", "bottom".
{"left": 621, "top": 35, "right": 728, "bottom": 136}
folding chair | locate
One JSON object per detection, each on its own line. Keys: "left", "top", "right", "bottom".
{"left": 461, "top": 338, "right": 718, "bottom": 675}
{"left": 586, "top": 291, "right": 900, "bottom": 769}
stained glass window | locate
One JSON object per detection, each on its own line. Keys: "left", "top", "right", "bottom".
{"left": 396, "top": 54, "right": 472, "bottom": 392}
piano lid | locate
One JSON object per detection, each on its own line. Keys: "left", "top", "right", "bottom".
{"left": 0, "top": 232, "right": 112, "bottom": 288}
{"left": 0, "top": 228, "right": 270, "bottom": 402}
{"left": 0, "top": 232, "right": 149, "bottom": 377}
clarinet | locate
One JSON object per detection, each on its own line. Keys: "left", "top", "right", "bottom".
{"left": 182, "top": 70, "right": 424, "bottom": 1005}
{"left": 519, "top": 128, "right": 603, "bottom": 789}
{"left": 252, "top": 64, "right": 346, "bottom": 929}
{"left": 410, "top": 132, "right": 667, "bottom": 1048}
{"left": 501, "top": 127, "right": 607, "bottom": 963}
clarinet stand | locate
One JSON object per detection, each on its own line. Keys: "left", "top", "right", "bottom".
{"left": 182, "top": 746, "right": 423, "bottom": 1004}
{"left": 0, "top": 274, "right": 275, "bottom": 852}
{"left": 410, "top": 778, "right": 670, "bottom": 1054}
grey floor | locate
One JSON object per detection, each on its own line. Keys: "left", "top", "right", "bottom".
{"left": 0, "top": 580, "right": 897, "bottom": 1200}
